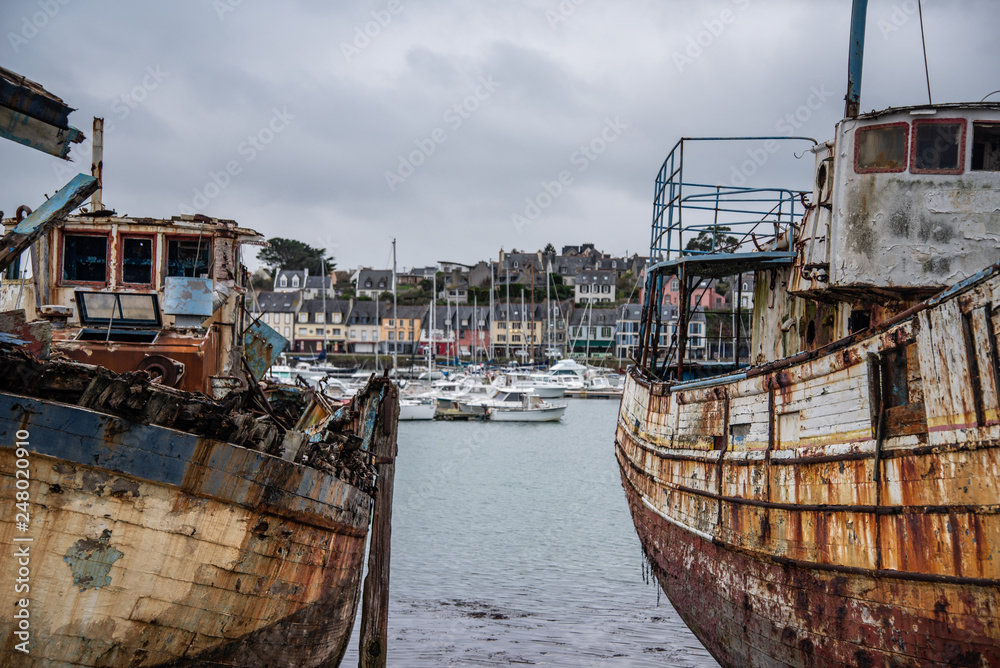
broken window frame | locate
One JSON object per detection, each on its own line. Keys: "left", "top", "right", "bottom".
{"left": 910, "top": 117, "right": 967, "bottom": 175}
{"left": 869, "top": 342, "right": 927, "bottom": 439}
{"left": 75, "top": 290, "right": 162, "bottom": 328}
{"left": 118, "top": 234, "right": 156, "bottom": 287}
{"left": 164, "top": 236, "right": 212, "bottom": 280}
{"left": 61, "top": 232, "right": 110, "bottom": 286}
{"left": 971, "top": 121, "right": 1000, "bottom": 172}
{"left": 854, "top": 121, "right": 909, "bottom": 174}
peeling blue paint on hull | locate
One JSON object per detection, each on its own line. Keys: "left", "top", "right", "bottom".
{"left": 0, "top": 393, "right": 375, "bottom": 667}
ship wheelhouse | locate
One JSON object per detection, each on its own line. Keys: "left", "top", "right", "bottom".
{"left": 0, "top": 213, "right": 269, "bottom": 395}
{"left": 636, "top": 103, "right": 1000, "bottom": 380}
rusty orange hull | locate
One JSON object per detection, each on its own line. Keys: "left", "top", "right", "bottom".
{"left": 616, "top": 270, "right": 1000, "bottom": 667}
{"left": 0, "top": 391, "right": 376, "bottom": 667}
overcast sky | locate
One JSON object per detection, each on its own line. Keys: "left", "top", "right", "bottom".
{"left": 3, "top": 0, "right": 998, "bottom": 272}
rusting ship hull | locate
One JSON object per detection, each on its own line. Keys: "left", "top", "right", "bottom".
{"left": 0, "top": 356, "right": 392, "bottom": 666}
{"left": 616, "top": 266, "right": 1000, "bottom": 667}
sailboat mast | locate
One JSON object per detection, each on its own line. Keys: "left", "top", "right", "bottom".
{"left": 545, "top": 258, "right": 552, "bottom": 354}
{"left": 430, "top": 270, "right": 436, "bottom": 375}
{"left": 520, "top": 290, "right": 525, "bottom": 365}
{"left": 392, "top": 238, "right": 397, "bottom": 372}
{"left": 321, "top": 258, "right": 327, "bottom": 357}
{"left": 530, "top": 263, "right": 535, "bottom": 361}
{"left": 505, "top": 263, "right": 510, "bottom": 361}
{"left": 489, "top": 268, "right": 495, "bottom": 362}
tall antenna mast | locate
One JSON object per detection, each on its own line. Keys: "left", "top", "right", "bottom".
{"left": 844, "top": 0, "right": 869, "bottom": 119}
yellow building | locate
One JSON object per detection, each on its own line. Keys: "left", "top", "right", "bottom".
{"left": 379, "top": 305, "right": 427, "bottom": 355}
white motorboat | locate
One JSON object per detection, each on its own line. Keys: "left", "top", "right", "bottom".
{"left": 317, "top": 376, "right": 358, "bottom": 399}
{"left": 425, "top": 379, "right": 493, "bottom": 419}
{"left": 266, "top": 362, "right": 327, "bottom": 386}
{"left": 496, "top": 371, "right": 568, "bottom": 398}
{"left": 461, "top": 388, "right": 566, "bottom": 422}
{"left": 525, "top": 373, "right": 568, "bottom": 398}
{"left": 565, "top": 374, "right": 623, "bottom": 399}
{"left": 398, "top": 398, "right": 436, "bottom": 421}
{"left": 547, "top": 359, "right": 587, "bottom": 389}
{"left": 487, "top": 391, "right": 567, "bottom": 422}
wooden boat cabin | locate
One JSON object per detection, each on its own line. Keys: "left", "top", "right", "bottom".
{"left": 0, "top": 212, "right": 269, "bottom": 397}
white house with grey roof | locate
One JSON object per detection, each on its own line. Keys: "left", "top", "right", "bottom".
{"left": 575, "top": 270, "right": 616, "bottom": 304}
{"left": 353, "top": 269, "right": 393, "bottom": 299}
{"left": 273, "top": 268, "right": 333, "bottom": 299}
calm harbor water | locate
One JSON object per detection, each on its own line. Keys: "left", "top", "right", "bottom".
{"left": 343, "top": 399, "right": 720, "bottom": 667}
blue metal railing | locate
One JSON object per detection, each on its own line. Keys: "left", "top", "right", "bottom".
{"left": 649, "top": 137, "right": 816, "bottom": 265}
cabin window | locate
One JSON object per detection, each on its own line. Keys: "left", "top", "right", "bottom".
{"left": 871, "top": 344, "right": 927, "bottom": 438}
{"left": 911, "top": 119, "right": 965, "bottom": 174}
{"left": 848, "top": 309, "right": 870, "bottom": 334}
{"left": 62, "top": 234, "right": 108, "bottom": 283}
{"left": 855, "top": 122, "right": 908, "bottom": 173}
{"left": 292, "top": 275, "right": 300, "bottom": 287}
{"left": 76, "top": 291, "right": 159, "bottom": 324}
{"left": 882, "top": 347, "right": 910, "bottom": 408}
{"left": 971, "top": 122, "right": 1000, "bottom": 171}
{"left": 121, "top": 236, "right": 153, "bottom": 285}
{"left": 166, "top": 238, "right": 211, "bottom": 278}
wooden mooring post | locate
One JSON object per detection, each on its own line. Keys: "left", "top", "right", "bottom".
{"left": 359, "top": 384, "right": 399, "bottom": 668}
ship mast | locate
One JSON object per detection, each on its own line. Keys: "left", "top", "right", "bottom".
{"left": 844, "top": 0, "right": 869, "bottom": 119}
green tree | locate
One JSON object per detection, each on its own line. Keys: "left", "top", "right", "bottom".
{"left": 251, "top": 273, "right": 273, "bottom": 291}
{"left": 616, "top": 270, "right": 638, "bottom": 300}
{"left": 685, "top": 226, "right": 740, "bottom": 254}
{"left": 258, "top": 238, "right": 335, "bottom": 274}
{"left": 543, "top": 243, "right": 555, "bottom": 254}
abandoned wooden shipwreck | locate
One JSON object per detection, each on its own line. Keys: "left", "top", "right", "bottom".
{"left": 0, "top": 71, "right": 398, "bottom": 667}
{"left": 617, "top": 4, "right": 1000, "bottom": 666}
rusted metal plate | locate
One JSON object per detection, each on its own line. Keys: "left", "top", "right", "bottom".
{"left": 243, "top": 318, "right": 287, "bottom": 381}
{"left": 163, "top": 276, "right": 213, "bottom": 316}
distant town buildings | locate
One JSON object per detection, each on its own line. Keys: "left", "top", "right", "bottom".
{"left": 254, "top": 241, "right": 750, "bottom": 361}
